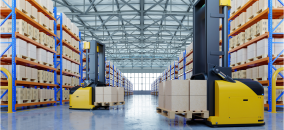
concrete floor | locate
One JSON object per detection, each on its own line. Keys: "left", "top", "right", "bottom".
{"left": 1, "top": 95, "right": 283, "bottom": 130}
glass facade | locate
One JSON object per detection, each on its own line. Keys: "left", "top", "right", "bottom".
{"left": 123, "top": 73, "right": 161, "bottom": 91}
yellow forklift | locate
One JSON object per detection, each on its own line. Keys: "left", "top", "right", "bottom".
{"left": 191, "top": 0, "right": 265, "bottom": 126}
{"left": 69, "top": 41, "right": 106, "bottom": 109}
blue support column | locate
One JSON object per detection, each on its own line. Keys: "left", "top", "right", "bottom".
{"left": 268, "top": 0, "right": 273, "bottom": 112}
{"left": 11, "top": 0, "right": 16, "bottom": 112}
{"left": 59, "top": 13, "right": 63, "bottom": 105}
{"left": 53, "top": 7, "right": 58, "bottom": 106}
{"left": 183, "top": 51, "right": 186, "bottom": 80}
{"left": 79, "top": 32, "right": 83, "bottom": 84}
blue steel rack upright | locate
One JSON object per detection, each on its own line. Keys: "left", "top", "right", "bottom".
{"left": 54, "top": 10, "right": 82, "bottom": 105}
{"left": 267, "top": 0, "right": 284, "bottom": 112}
{"left": 0, "top": 0, "right": 16, "bottom": 112}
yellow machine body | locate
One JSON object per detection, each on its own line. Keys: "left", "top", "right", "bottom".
{"left": 69, "top": 87, "right": 95, "bottom": 109}
{"left": 207, "top": 80, "right": 264, "bottom": 126}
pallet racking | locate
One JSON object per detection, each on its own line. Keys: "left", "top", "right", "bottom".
{"left": 227, "top": 0, "right": 284, "bottom": 111}
{"left": 0, "top": 0, "right": 81, "bottom": 112}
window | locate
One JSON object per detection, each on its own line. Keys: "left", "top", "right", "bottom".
{"left": 124, "top": 72, "right": 162, "bottom": 91}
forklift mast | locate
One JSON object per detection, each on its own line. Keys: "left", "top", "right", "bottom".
{"left": 192, "top": 0, "right": 232, "bottom": 116}
{"left": 85, "top": 40, "right": 106, "bottom": 102}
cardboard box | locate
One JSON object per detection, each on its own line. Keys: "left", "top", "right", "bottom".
{"left": 158, "top": 82, "right": 165, "bottom": 95}
{"left": 104, "top": 95, "right": 117, "bottom": 102}
{"left": 104, "top": 87, "right": 117, "bottom": 95}
{"left": 27, "top": 23, "right": 33, "bottom": 37}
{"left": 247, "top": 43, "right": 257, "bottom": 60}
{"left": 252, "top": 67, "right": 259, "bottom": 79}
{"left": 257, "top": 19, "right": 268, "bottom": 35}
{"left": 190, "top": 95, "right": 207, "bottom": 111}
{"left": 237, "top": 48, "right": 247, "bottom": 63}
{"left": 117, "top": 87, "right": 124, "bottom": 95}
{"left": 38, "top": 12, "right": 45, "bottom": 26}
{"left": 252, "top": 1, "right": 259, "bottom": 16}
{"left": 25, "top": 1, "right": 31, "bottom": 16}
{"left": 38, "top": 70, "right": 46, "bottom": 81}
{"left": 189, "top": 80, "right": 207, "bottom": 96}
{"left": 238, "top": 70, "right": 246, "bottom": 79}
{"left": 118, "top": 95, "right": 124, "bottom": 102}
{"left": 31, "top": 68, "right": 37, "bottom": 80}
{"left": 164, "top": 80, "right": 190, "bottom": 96}
{"left": 246, "top": 68, "right": 252, "bottom": 79}
{"left": 165, "top": 95, "right": 189, "bottom": 111}
{"left": 95, "top": 94, "right": 104, "bottom": 102}
{"left": 250, "top": 23, "right": 257, "bottom": 38}
{"left": 158, "top": 95, "right": 164, "bottom": 108}
{"left": 16, "top": 88, "right": 27, "bottom": 101}
{"left": 25, "top": 67, "right": 31, "bottom": 79}
{"left": 38, "top": 89, "right": 46, "bottom": 99}
{"left": 245, "top": 27, "right": 251, "bottom": 42}
{"left": 95, "top": 87, "right": 104, "bottom": 95}
{"left": 256, "top": 38, "right": 275, "bottom": 56}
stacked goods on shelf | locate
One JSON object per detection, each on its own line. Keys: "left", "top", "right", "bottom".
{"left": 0, "top": 87, "right": 55, "bottom": 104}
{"left": 157, "top": 80, "right": 208, "bottom": 119}
{"left": 185, "top": 44, "right": 193, "bottom": 80}
{"left": 56, "top": 13, "right": 80, "bottom": 39}
{"left": 170, "top": 61, "right": 178, "bottom": 80}
{"left": 263, "top": 88, "right": 284, "bottom": 104}
{"left": 228, "top": 0, "right": 284, "bottom": 109}
{"left": 56, "top": 89, "right": 69, "bottom": 100}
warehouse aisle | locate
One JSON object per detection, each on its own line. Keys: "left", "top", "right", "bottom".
{"left": 1, "top": 95, "right": 283, "bottom": 130}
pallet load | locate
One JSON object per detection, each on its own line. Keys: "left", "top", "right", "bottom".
{"left": 157, "top": 80, "right": 208, "bottom": 119}
{"left": 94, "top": 87, "right": 125, "bottom": 106}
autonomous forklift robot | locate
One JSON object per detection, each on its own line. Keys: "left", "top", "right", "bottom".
{"left": 69, "top": 41, "right": 106, "bottom": 109}
{"left": 191, "top": 0, "right": 265, "bottom": 126}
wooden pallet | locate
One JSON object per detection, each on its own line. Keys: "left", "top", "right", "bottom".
{"left": 236, "top": 61, "right": 246, "bottom": 66}
{"left": 16, "top": 77, "right": 30, "bottom": 82}
{"left": 8, "top": 54, "right": 30, "bottom": 61}
{"left": 30, "top": 57, "right": 37, "bottom": 63}
{"left": 255, "top": 77, "right": 268, "bottom": 81}
{"left": 38, "top": 80, "right": 48, "bottom": 84}
{"left": 254, "top": 54, "right": 276, "bottom": 61}
{"left": 64, "top": 69, "right": 71, "bottom": 72}
{"left": 230, "top": 63, "right": 236, "bottom": 67}
{"left": 94, "top": 101, "right": 125, "bottom": 106}
{"left": 156, "top": 107, "right": 209, "bottom": 119}
{"left": 30, "top": 78, "right": 38, "bottom": 82}
{"left": 38, "top": 61, "right": 48, "bottom": 66}
{"left": 246, "top": 57, "right": 254, "bottom": 63}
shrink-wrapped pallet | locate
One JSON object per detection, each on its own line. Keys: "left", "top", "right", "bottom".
{"left": 237, "top": 48, "right": 247, "bottom": 63}
{"left": 31, "top": 88, "right": 38, "bottom": 101}
{"left": 31, "top": 68, "right": 38, "bottom": 81}
{"left": 38, "top": 70, "right": 46, "bottom": 81}
{"left": 258, "top": 65, "right": 268, "bottom": 79}
{"left": 38, "top": 12, "right": 45, "bottom": 26}
{"left": 39, "top": 32, "right": 46, "bottom": 45}
{"left": 46, "top": 52, "right": 53, "bottom": 65}
{"left": 252, "top": 1, "right": 259, "bottom": 17}
{"left": 239, "top": 12, "right": 246, "bottom": 27}
{"left": 25, "top": 67, "right": 32, "bottom": 79}
{"left": 33, "top": 27, "right": 39, "bottom": 41}
{"left": 247, "top": 43, "right": 257, "bottom": 60}
{"left": 256, "top": 19, "right": 268, "bottom": 36}
{"left": 258, "top": 0, "right": 276, "bottom": 13}
{"left": 237, "top": 32, "right": 245, "bottom": 46}
{"left": 16, "top": 88, "right": 27, "bottom": 102}
{"left": 250, "top": 23, "right": 257, "bottom": 38}
{"left": 8, "top": 65, "right": 26, "bottom": 80}
{"left": 38, "top": 89, "right": 46, "bottom": 101}
{"left": 31, "top": 5, "right": 38, "bottom": 22}
{"left": 27, "top": 23, "right": 33, "bottom": 37}
{"left": 37, "top": 0, "right": 47, "bottom": 9}
{"left": 25, "top": 1, "right": 31, "bottom": 16}
{"left": 230, "top": 52, "right": 237, "bottom": 65}
{"left": 252, "top": 67, "right": 259, "bottom": 79}
{"left": 256, "top": 38, "right": 275, "bottom": 57}
{"left": 36, "top": 48, "right": 47, "bottom": 62}
{"left": 274, "top": 19, "right": 284, "bottom": 33}
{"left": 56, "top": 13, "right": 67, "bottom": 26}
{"left": 245, "top": 27, "right": 251, "bottom": 42}
{"left": 27, "top": 43, "right": 37, "bottom": 60}
{"left": 246, "top": 6, "right": 252, "bottom": 22}
{"left": 46, "top": 0, "right": 53, "bottom": 14}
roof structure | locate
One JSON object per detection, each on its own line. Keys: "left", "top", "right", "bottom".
{"left": 54, "top": 0, "right": 196, "bottom": 69}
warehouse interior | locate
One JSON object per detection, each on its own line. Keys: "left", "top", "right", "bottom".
{"left": 0, "top": 0, "right": 284, "bottom": 129}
